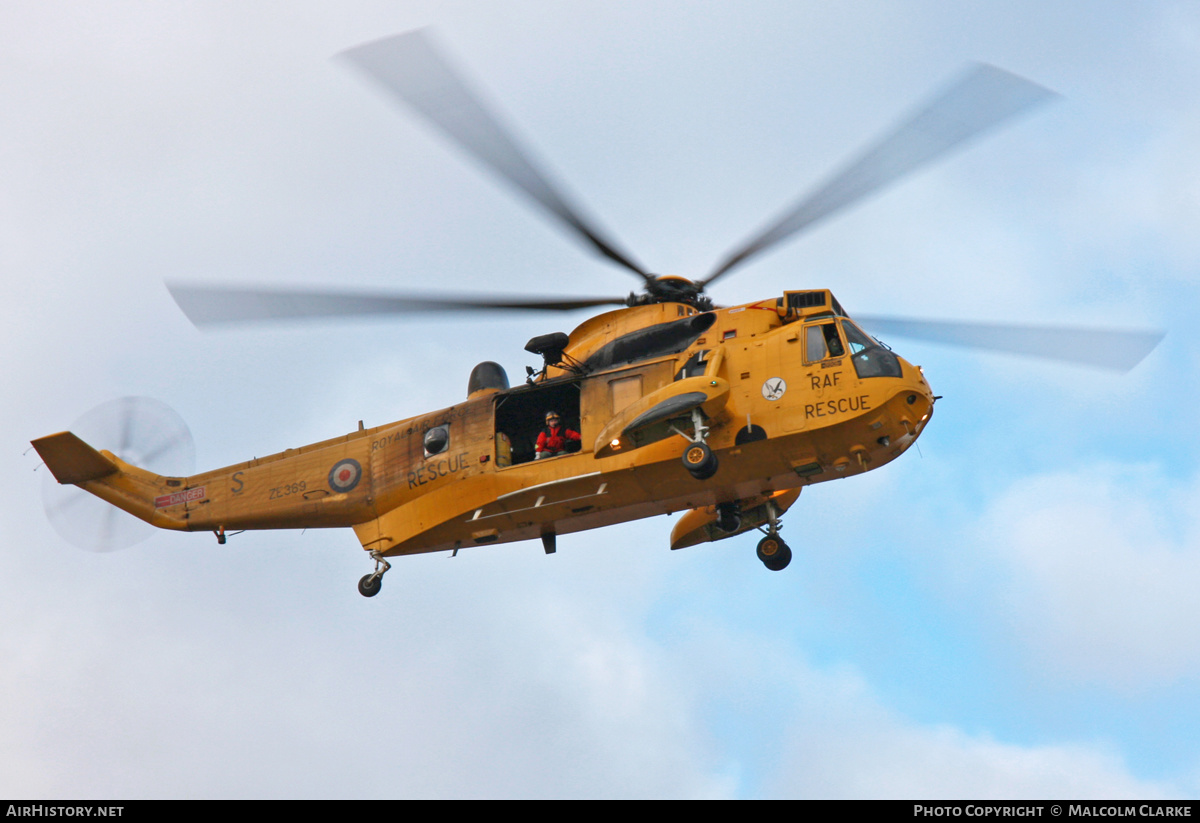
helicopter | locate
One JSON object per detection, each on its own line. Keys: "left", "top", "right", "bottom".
{"left": 31, "top": 31, "right": 1162, "bottom": 597}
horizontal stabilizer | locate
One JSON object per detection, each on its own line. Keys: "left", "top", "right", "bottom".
{"left": 31, "top": 432, "right": 119, "bottom": 485}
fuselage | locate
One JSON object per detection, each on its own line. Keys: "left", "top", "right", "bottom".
{"left": 137, "top": 290, "right": 934, "bottom": 556}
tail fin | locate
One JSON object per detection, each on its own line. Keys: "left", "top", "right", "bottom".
{"left": 32, "top": 431, "right": 190, "bottom": 531}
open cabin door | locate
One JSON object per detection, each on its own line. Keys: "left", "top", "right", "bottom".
{"left": 493, "top": 378, "right": 583, "bottom": 466}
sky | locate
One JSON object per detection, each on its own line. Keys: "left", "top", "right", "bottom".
{"left": 3, "top": 0, "right": 1199, "bottom": 799}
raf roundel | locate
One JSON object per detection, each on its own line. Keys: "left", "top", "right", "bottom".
{"left": 328, "top": 458, "right": 362, "bottom": 493}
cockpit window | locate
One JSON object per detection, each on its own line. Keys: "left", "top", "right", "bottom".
{"left": 805, "top": 322, "right": 845, "bottom": 363}
{"left": 804, "top": 325, "right": 826, "bottom": 361}
{"left": 824, "top": 324, "right": 846, "bottom": 357}
{"left": 842, "top": 321, "right": 875, "bottom": 355}
{"left": 841, "top": 320, "right": 902, "bottom": 379}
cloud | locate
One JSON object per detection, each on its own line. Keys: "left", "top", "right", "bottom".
{"left": 666, "top": 623, "right": 1177, "bottom": 799}
{"left": 973, "top": 464, "right": 1200, "bottom": 687}
{"left": 0, "top": 542, "right": 731, "bottom": 799}
{"left": 772, "top": 672, "right": 1175, "bottom": 798}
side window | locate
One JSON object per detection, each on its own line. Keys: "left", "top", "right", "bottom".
{"left": 424, "top": 425, "right": 449, "bottom": 458}
{"left": 805, "top": 325, "right": 827, "bottom": 362}
{"left": 805, "top": 323, "right": 845, "bottom": 362}
{"left": 823, "top": 323, "right": 845, "bottom": 358}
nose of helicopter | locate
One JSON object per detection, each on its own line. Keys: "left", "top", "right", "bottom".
{"left": 880, "top": 352, "right": 937, "bottom": 451}
{"left": 822, "top": 337, "right": 938, "bottom": 475}
{"left": 834, "top": 315, "right": 937, "bottom": 445}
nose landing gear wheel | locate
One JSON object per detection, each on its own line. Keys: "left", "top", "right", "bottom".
{"left": 756, "top": 535, "right": 792, "bottom": 571}
{"left": 683, "top": 442, "right": 718, "bottom": 479}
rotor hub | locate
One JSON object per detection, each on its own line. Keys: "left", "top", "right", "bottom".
{"left": 627, "top": 275, "right": 713, "bottom": 311}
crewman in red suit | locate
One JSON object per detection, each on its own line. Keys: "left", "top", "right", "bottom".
{"left": 535, "top": 410, "right": 581, "bottom": 459}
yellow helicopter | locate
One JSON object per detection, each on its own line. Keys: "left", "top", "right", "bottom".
{"left": 31, "top": 32, "right": 1161, "bottom": 597}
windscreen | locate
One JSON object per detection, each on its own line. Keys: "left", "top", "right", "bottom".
{"left": 842, "top": 320, "right": 902, "bottom": 378}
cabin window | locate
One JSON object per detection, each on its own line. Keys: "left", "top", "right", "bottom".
{"left": 424, "top": 425, "right": 450, "bottom": 457}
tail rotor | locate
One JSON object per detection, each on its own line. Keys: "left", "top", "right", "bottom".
{"left": 41, "top": 397, "right": 195, "bottom": 552}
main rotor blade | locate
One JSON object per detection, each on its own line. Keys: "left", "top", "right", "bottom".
{"left": 341, "top": 30, "right": 651, "bottom": 282}
{"left": 853, "top": 315, "right": 1163, "bottom": 372}
{"left": 168, "top": 284, "right": 627, "bottom": 327}
{"left": 704, "top": 64, "right": 1057, "bottom": 287}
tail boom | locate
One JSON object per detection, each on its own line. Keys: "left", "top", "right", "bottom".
{"left": 33, "top": 431, "right": 191, "bottom": 531}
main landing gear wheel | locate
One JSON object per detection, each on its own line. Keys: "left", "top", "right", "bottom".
{"left": 756, "top": 535, "right": 792, "bottom": 572}
{"left": 358, "top": 550, "right": 391, "bottom": 598}
{"left": 680, "top": 407, "right": 718, "bottom": 480}
{"left": 683, "top": 442, "right": 718, "bottom": 480}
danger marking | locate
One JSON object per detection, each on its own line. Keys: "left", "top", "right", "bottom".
{"left": 155, "top": 487, "right": 205, "bottom": 508}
